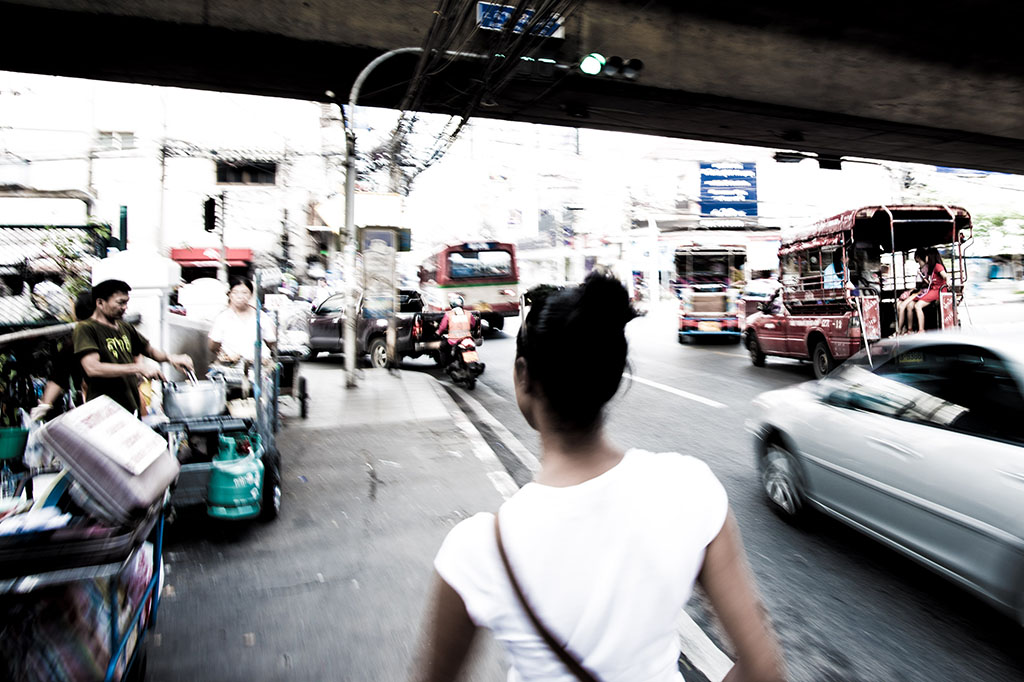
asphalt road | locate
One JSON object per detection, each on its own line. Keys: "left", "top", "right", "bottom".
{"left": 413, "top": 301, "right": 1024, "bottom": 682}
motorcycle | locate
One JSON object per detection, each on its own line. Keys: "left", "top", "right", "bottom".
{"left": 444, "top": 336, "right": 485, "bottom": 390}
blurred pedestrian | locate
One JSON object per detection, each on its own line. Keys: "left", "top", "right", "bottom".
{"left": 208, "top": 276, "right": 276, "bottom": 366}
{"left": 412, "top": 273, "right": 787, "bottom": 682}
{"left": 73, "top": 279, "right": 194, "bottom": 416}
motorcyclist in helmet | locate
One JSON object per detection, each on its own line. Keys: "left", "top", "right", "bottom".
{"left": 438, "top": 294, "right": 476, "bottom": 367}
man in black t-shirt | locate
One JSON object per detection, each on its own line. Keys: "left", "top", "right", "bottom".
{"left": 73, "top": 279, "right": 194, "bottom": 416}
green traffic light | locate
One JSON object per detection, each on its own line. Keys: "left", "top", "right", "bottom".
{"left": 579, "top": 53, "right": 606, "bottom": 76}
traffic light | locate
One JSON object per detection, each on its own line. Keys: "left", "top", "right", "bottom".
{"left": 579, "top": 53, "right": 644, "bottom": 80}
{"left": 203, "top": 197, "right": 216, "bottom": 232}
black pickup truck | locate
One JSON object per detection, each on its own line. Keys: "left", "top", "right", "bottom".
{"left": 307, "top": 289, "right": 478, "bottom": 367}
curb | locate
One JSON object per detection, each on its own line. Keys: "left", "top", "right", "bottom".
{"left": 429, "top": 375, "right": 732, "bottom": 682}
{"left": 428, "top": 376, "right": 519, "bottom": 500}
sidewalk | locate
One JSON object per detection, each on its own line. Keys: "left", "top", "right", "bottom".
{"left": 149, "top": 368, "right": 510, "bottom": 681}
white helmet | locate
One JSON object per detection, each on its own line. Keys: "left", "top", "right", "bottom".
{"left": 449, "top": 294, "right": 465, "bottom": 309}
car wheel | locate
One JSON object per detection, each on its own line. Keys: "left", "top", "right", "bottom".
{"left": 260, "top": 454, "right": 282, "bottom": 521}
{"left": 748, "top": 334, "right": 766, "bottom": 367}
{"left": 812, "top": 341, "right": 834, "bottom": 379}
{"left": 762, "top": 442, "right": 805, "bottom": 520}
{"left": 678, "top": 333, "right": 689, "bottom": 345}
{"left": 368, "top": 337, "right": 388, "bottom": 369}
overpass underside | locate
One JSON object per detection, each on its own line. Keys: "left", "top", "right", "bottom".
{"left": 4, "top": 0, "right": 1024, "bottom": 173}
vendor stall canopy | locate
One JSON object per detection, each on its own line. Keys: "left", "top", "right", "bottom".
{"left": 780, "top": 205, "right": 973, "bottom": 256}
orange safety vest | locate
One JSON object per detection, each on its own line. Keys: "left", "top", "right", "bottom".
{"left": 446, "top": 308, "right": 472, "bottom": 341}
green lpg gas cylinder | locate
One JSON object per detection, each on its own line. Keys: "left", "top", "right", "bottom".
{"left": 207, "top": 434, "right": 265, "bottom": 520}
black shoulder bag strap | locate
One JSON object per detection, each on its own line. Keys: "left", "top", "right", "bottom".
{"left": 493, "top": 513, "right": 601, "bottom": 682}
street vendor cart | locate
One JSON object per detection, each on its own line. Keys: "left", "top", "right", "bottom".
{"left": 0, "top": 395, "right": 177, "bottom": 682}
{"left": 156, "top": 413, "right": 281, "bottom": 522}
{"left": 275, "top": 351, "right": 308, "bottom": 422}
{"left": 157, "top": 272, "right": 285, "bottom": 521}
{"left": 0, "top": 500, "right": 165, "bottom": 682}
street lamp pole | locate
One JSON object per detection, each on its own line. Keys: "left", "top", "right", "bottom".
{"left": 342, "top": 46, "right": 484, "bottom": 388}
{"left": 343, "top": 47, "right": 421, "bottom": 388}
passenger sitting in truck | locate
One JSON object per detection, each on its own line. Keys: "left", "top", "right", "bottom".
{"left": 911, "top": 248, "right": 949, "bottom": 333}
{"left": 822, "top": 249, "right": 846, "bottom": 289}
{"left": 849, "top": 243, "right": 882, "bottom": 295}
{"left": 897, "top": 249, "right": 929, "bottom": 335}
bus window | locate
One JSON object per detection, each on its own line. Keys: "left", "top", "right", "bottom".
{"left": 447, "top": 250, "right": 513, "bottom": 279}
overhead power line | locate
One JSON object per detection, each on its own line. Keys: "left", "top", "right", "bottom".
{"left": 371, "top": 0, "right": 585, "bottom": 195}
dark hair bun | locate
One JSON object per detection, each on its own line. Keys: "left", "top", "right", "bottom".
{"left": 576, "top": 271, "right": 637, "bottom": 332}
{"left": 520, "top": 273, "right": 637, "bottom": 430}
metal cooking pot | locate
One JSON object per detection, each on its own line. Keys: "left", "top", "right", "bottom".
{"left": 162, "top": 378, "right": 227, "bottom": 419}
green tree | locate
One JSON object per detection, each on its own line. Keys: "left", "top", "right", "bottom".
{"left": 43, "top": 222, "right": 111, "bottom": 305}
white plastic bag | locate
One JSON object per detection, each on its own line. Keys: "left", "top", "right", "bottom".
{"left": 20, "top": 408, "right": 54, "bottom": 470}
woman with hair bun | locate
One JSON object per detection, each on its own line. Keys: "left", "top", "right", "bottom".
{"left": 413, "top": 273, "right": 787, "bottom": 682}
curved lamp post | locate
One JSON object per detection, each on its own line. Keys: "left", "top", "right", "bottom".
{"left": 343, "top": 47, "right": 485, "bottom": 387}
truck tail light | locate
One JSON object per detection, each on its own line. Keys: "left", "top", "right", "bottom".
{"left": 413, "top": 315, "right": 423, "bottom": 340}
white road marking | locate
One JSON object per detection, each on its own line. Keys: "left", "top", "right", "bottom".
{"left": 439, "top": 378, "right": 520, "bottom": 500}
{"left": 487, "top": 471, "right": 520, "bottom": 500}
{"left": 624, "top": 374, "right": 728, "bottom": 409}
{"left": 454, "top": 387, "right": 540, "bottom": 474}
{"left": 677, "top": 611, "right": 733, "bottom": 681}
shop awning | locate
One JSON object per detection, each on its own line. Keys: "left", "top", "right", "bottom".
{"left": 170, "top": 247, "right": 252, "bottom": 268}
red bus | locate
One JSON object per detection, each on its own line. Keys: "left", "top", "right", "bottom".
{"left": 417, "top": 241, "right": 520, "bottom": 330}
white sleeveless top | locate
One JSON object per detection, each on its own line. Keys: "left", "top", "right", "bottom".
{"left": 434, "top": 449, "right": 728, "bottom": 682}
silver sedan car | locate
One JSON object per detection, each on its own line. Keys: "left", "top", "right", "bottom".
{"left": 747, "top": 333, "right": 1024, "bottom": 624}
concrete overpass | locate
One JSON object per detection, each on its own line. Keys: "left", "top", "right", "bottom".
{"left": 4, "top": 0, "right": 1024, "bottom": 173}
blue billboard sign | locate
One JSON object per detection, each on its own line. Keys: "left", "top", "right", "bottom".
{"left": 477, "top": 2, "right": 565, "bottom": 38}
{"left": 700, "top": 162, "right": 757, "bottom": 217}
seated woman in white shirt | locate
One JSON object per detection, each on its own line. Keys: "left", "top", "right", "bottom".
{"left": 208, "top": 277, "right": 276, "bottom": 367}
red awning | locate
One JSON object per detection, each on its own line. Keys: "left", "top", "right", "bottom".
{"left": 175, "top": 260, "right": 249, "bottom": 267}
{"left": 170, "top": 247, "right": 252, "bottom": 267}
